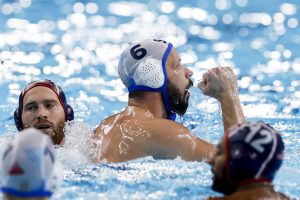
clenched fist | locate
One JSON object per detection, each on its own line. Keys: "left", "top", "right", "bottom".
{"left": 198, "top": 67, "right": 238, "bottom": 100}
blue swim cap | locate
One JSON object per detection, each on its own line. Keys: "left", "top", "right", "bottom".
{"left": 225, "top": 122, "right": 284, "bottom": 187}
{"left": 118, "top": 39, "right": 176, "bottom": 120}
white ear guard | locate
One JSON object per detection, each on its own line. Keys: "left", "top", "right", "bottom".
{"left": 133, "top": 58, "right": 164, "bottom": 89}
{"left": 118, "top": 39, "right": 176, "bottom": 120}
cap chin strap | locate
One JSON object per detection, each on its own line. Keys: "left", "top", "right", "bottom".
{"left": 161, "top": 43, "right": 176, "bottom": 121}
{"left": 167, "top": 112, "right": 176, "bottom": 120}
{"left": 127, "top": 43, "right": 176, "bottom": 121}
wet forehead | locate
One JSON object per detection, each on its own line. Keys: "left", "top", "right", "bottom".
{"left": 23, "top": 86, "right": 60, "bottom": 104}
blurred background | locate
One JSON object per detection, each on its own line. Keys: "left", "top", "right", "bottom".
{"left": 0, "top": 0, "right": 300, "bottom": 125}
{"left": 0, "top": 0, "right": 299, "bottom": 199}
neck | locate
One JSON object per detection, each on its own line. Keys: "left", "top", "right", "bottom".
{"left": 237, "top": 182, "right": 274, "bottom": 191}
{"left": 128, "top": 92, "right": 167, "bottom": 118}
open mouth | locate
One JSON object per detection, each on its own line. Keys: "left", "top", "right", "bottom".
{"left": 185, "top": 84, "right": 192, "bottom": 97}
{"left": 35, "top": 124, "right": 52, "bottom": 130}
{"left": 184, "top": 87, "right": 191, "bottom": 100}
{"left": 184, "top": 80, "right": 193, "bottom": 94}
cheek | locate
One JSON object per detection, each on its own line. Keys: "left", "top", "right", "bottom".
{"left": 173, "top": 68, "right": 181, "bottom": 74}
{"left": 51, "top": 107, "right": 66, "bottom": 121}
{"left": 49, "top": 105, "right": 65, "bottom": 115}
{"left": 21, "top": 112, "right": 35, "bottom": 124}
{"left": 172, "top": 69, "right": 184, "bottom": 79}
{"left": 167, "top": 67, "right": 181, "bottom": 79}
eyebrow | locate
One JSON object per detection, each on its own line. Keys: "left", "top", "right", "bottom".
{"left": 24, "top": 99, "right": 59, "bottom": 107}
{"left": 24, "top": 101, "right": 37, "bottom": 107}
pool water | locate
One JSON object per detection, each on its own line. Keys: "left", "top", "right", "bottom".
{"left": 0, "top": 0, "right": 300, "bottom": 199}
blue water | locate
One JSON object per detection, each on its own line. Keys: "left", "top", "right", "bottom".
{"left": 1, "top": 0, "right": 300, "bottom": 199}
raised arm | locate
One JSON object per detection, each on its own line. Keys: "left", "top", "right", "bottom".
{"left": 198, "top": 67, "right": 245, "bottom": 131}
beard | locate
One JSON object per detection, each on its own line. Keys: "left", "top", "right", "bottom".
{"left": 212, "top": 167, "right": 235, "bottom": 195}
{"left": 51, "top": 120, "right": 66, "bottom": 145}
{"left": 167, "top": 79, "right": 193, "bottom": 116}
{"left": 24, "top": 119, "right": 66, "bottom": 145}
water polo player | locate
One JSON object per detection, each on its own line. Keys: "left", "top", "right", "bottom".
{"left": 92, "top": 39, "right": 245, "bottom": 163}
{"left": 14, "top": 80, "right": 74, "bottom": 145}
{"left": 0, "top": 128, "right": 62, "bottom": 199}
{"left": 208, "top": 121, "right": 289, "bottom": 200}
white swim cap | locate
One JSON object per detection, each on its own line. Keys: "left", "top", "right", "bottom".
{"left": 118, "top": 39, "right": 176, "bottom": 120}
{"left": 0, "top": 128, "right": 62, "bottom": 197}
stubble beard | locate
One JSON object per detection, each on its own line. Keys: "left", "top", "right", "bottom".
{"left": 167, "top": 79, "right": 192, "bottom": 116}
{"left": 51, "top": 119, "right": 66, "bottom": 145}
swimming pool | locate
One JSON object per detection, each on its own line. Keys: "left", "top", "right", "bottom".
{"left": 0, "top": 0, "right": 300, "bottom": 199}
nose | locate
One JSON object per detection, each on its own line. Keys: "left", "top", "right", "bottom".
{"left": 185, "top": 67, "right": 193, "bottom": 78}
{"left": 36, "top": 105, "right": 48, "bottom": 121}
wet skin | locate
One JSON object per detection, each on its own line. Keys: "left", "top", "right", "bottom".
{"left": 93, "top": 47, "right": 245, "bottom": 163}
{"left": 166, "top": 48, "right": 193, "bottom": 116}
{"left": 21, "top": 86, "right": 65, "bottom": 145}
{"left": 92, "top": 48, "right": 212, "bottom": 163}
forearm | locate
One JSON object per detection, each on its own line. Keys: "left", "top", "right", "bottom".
{"left": 218, "top": 91, "right": 245, "bottom": 131}
{"left": 181, "top": 137, "right": 215, "bottom": 162}
{"left": 194, "top": 140, "right": 216, "bottom": 162}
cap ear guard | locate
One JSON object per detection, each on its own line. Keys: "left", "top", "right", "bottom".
{"left": 14, "top": 105, "right": 73, "bottom": 130}
{"left": 66, "top": 105, "right": 74, "bottom": 121}
{"left": 14, "top": 108, "right": 23, "bottom": 131}
{"left": 118, "top": 39, "right": 176, "bottom": 120}
{"left": 133, "top": 58, "right": 165, "bottom": 89}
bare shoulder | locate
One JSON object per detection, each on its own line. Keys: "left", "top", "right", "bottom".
{"left": 93, "top": 113, "right": 121, "bottom": 136}
{"left": 133, "top": 118, "right": 198, "bottom": 145}
{"left": 139, "top": 118, "right": 214, "bottom": 161}
{"left": 92, "top": 110, "right": 214, "bottom": 161}
{"left": 141, "top": 118, "right": 190, "bottom": 136}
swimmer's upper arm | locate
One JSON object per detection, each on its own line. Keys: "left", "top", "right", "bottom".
{"left": 139, "top": 119, "right": 215, "bottom": 162}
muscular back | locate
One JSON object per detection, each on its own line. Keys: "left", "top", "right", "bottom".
{"left": 93, "top": 106, "right": 215, "bottom": 163}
